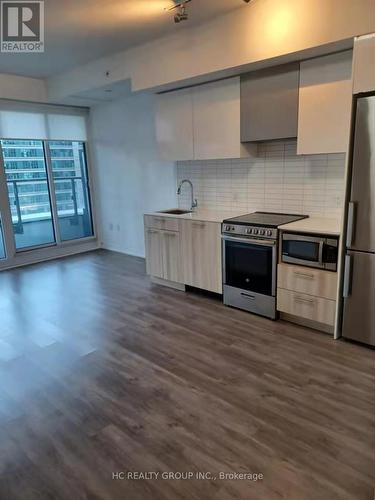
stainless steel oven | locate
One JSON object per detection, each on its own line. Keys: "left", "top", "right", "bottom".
{"left": 281, "top": 233, "right": 338, "bottom": 271}
{"left": 222, "top": 233, "right": 277, "bottom": 319}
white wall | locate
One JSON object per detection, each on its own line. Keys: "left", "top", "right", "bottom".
{"left": 90, "top": 92, "right": 176, "bottom": 257}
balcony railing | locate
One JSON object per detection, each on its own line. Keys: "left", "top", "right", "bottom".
{"left": 7, "top": 176, "right": 86, "bottom": 234}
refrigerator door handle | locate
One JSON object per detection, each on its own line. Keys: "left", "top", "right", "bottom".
{"left": 343, "top": 254, "right": 352, "bottom": 298}
{"left": 346, "top": 202, "right": 356, "bottom": 248}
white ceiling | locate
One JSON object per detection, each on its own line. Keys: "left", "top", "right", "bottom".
{"left": 0, "top": 0, "right": 242, "bottom": 79}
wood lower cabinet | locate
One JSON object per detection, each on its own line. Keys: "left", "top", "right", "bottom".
{"left": 277, "top": 263, "right": 338, "bottom": 332}
{"left": 144, "top": 215, "right": 222, "bottom": 294}
{"left": 180, "top": 219, "right": 222, "bottom": 294}
{"left": 160, "top": 231, "right": 180, "bottom": 283}
{"left": 277, "top": 288, "right": 336, "bottom": 327}
{"left": 145, "top": 228, "right": 163, "bottom": 279}
{"left": 145, "top": 226, "right": 182, "bottom": 283}
{"left": 278, "top": 264, "right": 337, "bottom": 301}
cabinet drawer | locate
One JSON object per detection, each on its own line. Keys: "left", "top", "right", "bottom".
{"left": 277, "top": 288, "right": 336, "bottom": 326}
{"left": 277, "top": 264, "right": 337, "bottom": 300}
{"left": 144, "top": 215, "right": 179, "bottom": 232}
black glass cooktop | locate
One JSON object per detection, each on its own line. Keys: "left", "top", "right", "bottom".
{"left": 223, "top": 212, "right": 308, "bottom": 227}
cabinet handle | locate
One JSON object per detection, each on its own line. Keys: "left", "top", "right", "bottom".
{"left": 147, "top": 229, "right": 159, "bottom": 234}
{"left": 164, "top": 232, "right": 177, "bottom": 237}
{"left": 153, "top": 218, "right": 165, "bottom": 223}
{"left": 294, "top": 271, "right": 315, "bottom": 279}
{"left": 294, "top": 295, "right": 315, "bottom": 305}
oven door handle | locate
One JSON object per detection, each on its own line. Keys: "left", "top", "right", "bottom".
{"left": 221, "top": 235, "right": 276, "bottom": 247}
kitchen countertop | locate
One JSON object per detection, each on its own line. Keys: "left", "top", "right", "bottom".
{"left": 278, "top": 217, "right": 341, "bottom": 236}
{"left": 146, "top": 211, "right": 342, "bottom": 235}
{"left": 144, "top": 209, "right": 248, "bottom": 224}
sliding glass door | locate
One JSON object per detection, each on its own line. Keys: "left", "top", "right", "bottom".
{"left": 1, "top": 140, "right": 55, "bottom": 250}
{"left": 48, "top": 141, "right": 93, "bottom": 241}
{"left": 0, "top": 138, "right": 94, "bottom": 259}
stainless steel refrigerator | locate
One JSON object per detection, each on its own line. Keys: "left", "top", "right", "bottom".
{"left": 343, "top": 94, "right": 375, "bottom": 346}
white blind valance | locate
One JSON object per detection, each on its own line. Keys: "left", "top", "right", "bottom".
{"left": 0, "top": 101, "right": 88, "bottom": 141}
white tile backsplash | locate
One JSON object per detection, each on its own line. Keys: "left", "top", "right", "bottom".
{"left": 177, "top": 140, "right": 346, "bottom": 218}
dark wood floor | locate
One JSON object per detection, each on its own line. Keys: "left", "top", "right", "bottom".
{"left": 0, "top": 250, "right": 374, "bottom": 500}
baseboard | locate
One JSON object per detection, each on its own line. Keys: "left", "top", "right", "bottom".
{"left": 0, "top": 242, "right": 100, "bottom": 272}
{"left": 280, "top": 312, "right": 334, "bottom": 335}
{"left": 150, "top": 276, "right": 186, "bottom": 291}
{"left": 101, "top": 244, "right": 145, "bottom": 259}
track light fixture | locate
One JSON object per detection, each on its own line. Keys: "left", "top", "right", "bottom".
{"left": 166, "top": 0, "right": 191, "bottom": 24}
{"left": 166, "top": 0, "right": 251, "bottom": 25}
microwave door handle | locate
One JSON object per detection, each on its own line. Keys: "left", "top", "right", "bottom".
{"left": 318, "top": 240, "right": 324, "bottom": 265}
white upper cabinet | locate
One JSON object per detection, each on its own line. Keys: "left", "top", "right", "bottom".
{"left": 155, "top": 77, "right": 254, "bottom": 161}
{"left": 297, "top": 51, "right": 353, "bottom": 155}
{"left": 155, "top": 87, "right": 194, "bottom": 161}
{"left": 353, "top": 33, "right": 375, "bottom": 94}
{"left": 192, "top": 77, "right": 250, "bottom": 160}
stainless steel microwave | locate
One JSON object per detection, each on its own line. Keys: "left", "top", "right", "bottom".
{"left": 281, "top": 233, "right": 338, "bottom": 271}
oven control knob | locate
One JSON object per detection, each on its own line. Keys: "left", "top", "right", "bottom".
{"left": 225, "top": 225, "right": 230, "bottom": 231}
{"left": 246, "top": 229, "right": 252, "bottom": 234}
{"left": 267, "top": 230, "right": 272, "bottom": 236}
{"left": 259, "top": 229, "right": 265, "bottom": 236}
{"left": 231, "top": 226, "right": 236, "bottom": 231}
{"left": 253, "top": 229, "right": 258, "bottom": 235}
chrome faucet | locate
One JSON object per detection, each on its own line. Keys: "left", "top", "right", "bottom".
{"left": 177, "top": 179, "right": 198, "bottom": 211}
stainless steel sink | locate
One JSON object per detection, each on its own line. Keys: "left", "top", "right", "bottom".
{"left": 157, "top": 209, "right": 192, "bottom": 215}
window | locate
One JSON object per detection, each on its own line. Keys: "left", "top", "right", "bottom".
{"left": 0, "top": 104, "right": 94, "bottom": 262}
{"left": 48, "top": 141, "right": 93, "bottom": 241}
{"left": 1, "top": 140, "right": 55, "bottom": 250}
